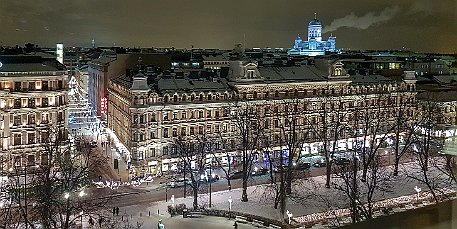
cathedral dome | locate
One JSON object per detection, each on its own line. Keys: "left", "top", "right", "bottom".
{"left": 308, "top": 18, "right": 321, "bottom": 26}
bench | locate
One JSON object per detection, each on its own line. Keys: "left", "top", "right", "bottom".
{"left": 182, "top": 210, "right": 204, "bottom": 218}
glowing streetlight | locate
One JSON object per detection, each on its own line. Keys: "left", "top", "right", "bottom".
{"left": 79, "top": 190, "right": 85, "bottom": 197}
{"left": 414, "top": 186, "right": 421, "bottom": 201}
{"left": 64, "top": 193, "right": 70, "bottom": 199}
{"left": 286, "top": 210, "right": 293, "bottom": 224}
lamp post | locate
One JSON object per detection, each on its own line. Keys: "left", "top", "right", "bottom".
{"left": 228, "top": 196, "right": 232, "bottom": 218}
{"left": 414, "top": 186, "right": 421, "bottom": 201}
{"left": 79, "top": 190, "right": 85, "bottom": 228}
{"left": 286, "top": 210, "right": 293, "bottom": 224}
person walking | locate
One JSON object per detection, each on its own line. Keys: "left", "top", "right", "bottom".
{"left": 116, "top": 207, "right": 119, "bottom": 216}
{"left": 233, "top": 221, "right": 238, "bottom": 229}
{"left": 112, "top": 207, "right": 116, "bottom": 216}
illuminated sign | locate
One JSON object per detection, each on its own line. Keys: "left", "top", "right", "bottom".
{"left": 56, "top": 43, "right": 64, "bottom": 64}
{"left": 100, "top": 97, "right": 107, "bottom": 114}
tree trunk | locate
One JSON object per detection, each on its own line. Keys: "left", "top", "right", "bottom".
{"left": 286, "top": 169, "right": 292, "bottom": 195}
{"left": 242, "top": 179, "right": 248, "bottom": 202}
{"left": 325, "top": 156, "right": 331, "bottom": 188}
{"left": 193, "top": 189, "right": 198, "bottom": 210}
{"left": 393, "top": 157, "right": 400, "bottom": 176}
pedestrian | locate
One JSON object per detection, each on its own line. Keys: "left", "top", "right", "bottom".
{"left": 89, "top": 217, "right": 94, "bottom": 227}
{"left": 113, "top": 207, "right": 116, "bottom": 216}
{"left": 116, "top": 207, "right": 119, "bottom": 216}
{"left": 98, "top": 217, "right": 103, "bottom": 228}
{"left": 233, "top": 221, "right": 238, "bottom": 229}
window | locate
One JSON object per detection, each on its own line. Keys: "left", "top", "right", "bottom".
{"left": 14, "top": 115, "right": 21, "bottom": 126}
{"left": 42, "top": 81, "right": 48, "bottom": 90}
{"left": 14, "top": 99, "right": 21, "bottom": 108}
{"left": 163, "top": 146, "right": 168, "bottom": 155}
{"left": 190, "top": 111, "right": 195, "bottom": 119}
{"left": 57, "top": 80, "right": 63, "bottom": 89}
{"left": 42, "top": 98, "right": 48, "bottom": 107}
{"left": 28, "top": 98, "right": 35, "bottom": 108}
{"left": 163, "top": 112, "right": 169, "bottom": 121}
{"left": 206, "top": 110, "right": 211, "bottom": 118}
{"left": 173, "top": 112, "right": 178, "bottom": 120}
{"left": 14, "top": 82, "right": 22, "bottom": 92}
{"left": 149, "top": 148, "right": 156, "bottom": 158}
{"left": 215, "top": 110, "right": 220, "bottom": 119}
{"left": 207, "top": 124, "right": 212, "bottom": 133}
{"left": 150, "top": 130, "right": 156, "bottom": 139}
{"left": 199, "top": 110, "right": 203, "bottom": 119}
{"left": 28, "top": 132, "right": 35, "bottom": 144}
{"left": 173, "top": 128, "right": 178, "bottom": 137}
{"left": 28, "top": 81, "right": 36, "bottom": 91}
{"left": 42, "top": 113, "right": 49, "bottom": 124}
{"left": 163, "top": 128, "right": 169, "bottom": 138}
{"left": 14, "top": 133, "right": 22, "bottom": 145}
{"left": 199, "top": 126, "right": 204, "bottom": 134}
{"left": 181, "top": 111, "right": 187, "bottom": 119}
{"left": 190, "top": 126, "right": 195, "bottom": 135}
{"left": 181, "top": 127, "right": 186, "bottom": 136}
{"left": 27, "top": 155, "right": 35, "bottom": 166}
{"left": 28, "top": 114, "right": 35, "bottom": 124}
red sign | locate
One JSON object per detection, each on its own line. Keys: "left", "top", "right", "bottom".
{"left": 100, "top": 97, "right": 107, "bottom": 114}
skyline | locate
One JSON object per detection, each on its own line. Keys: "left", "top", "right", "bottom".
{"left": 0, "top": 0, "right": 456, "bottom": 53}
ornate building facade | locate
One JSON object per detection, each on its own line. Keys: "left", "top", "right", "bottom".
{"left": 288, "top": 15, "right": 336, "bottom": 56}
{"left": 108, "top": 59, "right": 417, "bottom": 175}
{"left": 0, "top": 54, "right": 69, "bottom": 173}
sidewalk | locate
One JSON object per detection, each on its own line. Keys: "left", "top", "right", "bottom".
{"left": 115, "top": 161, "right": 454, "bottom": 226}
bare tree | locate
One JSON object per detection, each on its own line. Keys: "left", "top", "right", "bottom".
{"left": 172, "top": 135, "right": 209, "bottom": 210}
{"left": 306, "top": 92, "right": 349, "bottom": 188}
{"left": 391, "top": 94, "right": 417, "bottom": 176}
{"left": 231, "top": 101, "right": 264, "bottom": 202}
{"left": 332, "top": 107, "right": 392, "bottom": 224}
{"left": 2, "top": 124, "right": 111, "bottom": 229}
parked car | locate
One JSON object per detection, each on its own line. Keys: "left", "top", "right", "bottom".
{"left": 229, "top": 170, "right": 244, "bottom": 180}
{"left": 167, "top": 178, "right": 191, "bottom": 188}
{"left": 314, "top": 159, "right": 327, "bottom": 167}
{"left": 294, "top": 162, "right": 311, "bottom": 170}
{"left": 334, "top": 157, "right": 350, "bottom": 165}
{"left": 252, "top": 167, "right": 268, "bottom": 176}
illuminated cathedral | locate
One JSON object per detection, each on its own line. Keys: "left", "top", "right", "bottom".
{"left": 288, "top": 14, "right": 336, "bottom": 56}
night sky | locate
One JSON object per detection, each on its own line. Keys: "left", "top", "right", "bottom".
{"left": 1, "top": 0, "right": 456, "bottom": 53}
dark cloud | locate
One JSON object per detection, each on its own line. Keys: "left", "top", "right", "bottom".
{"left": 0, "top": 0, "right": 455, "bottom": 53}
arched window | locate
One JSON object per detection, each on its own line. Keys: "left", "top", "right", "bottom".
{"left": 199, "top": 94, "right": 204, "bottom": 101}
{"left": 253, "top": 91, "right": 258, "bottom": 99}
{"left": 164, "top": 95, "right": 169, "bottom": 103}
{"left": 173, "top": 95, "right": 178, "bottom": 102}
{"left": 275, "top": 90, "right": 279, "bottom": 98}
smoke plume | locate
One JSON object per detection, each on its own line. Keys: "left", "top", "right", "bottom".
{"left": 323, "top": 6, "right": 400, "bottom": 33}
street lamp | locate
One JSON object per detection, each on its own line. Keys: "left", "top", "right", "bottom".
{"left": 228, "top": 196, "right": 232, "bottom": 217}
{"left": 286, "top": 210, "right": 293, "bottom": 224}
{"left": 64, "top": 192, "right": 70, "bottom": 199}
{"left": 79, "top": 191, "right": 85, "bottom": 228}
{"left": 414, "top": 186, "right": 421, "bottom": 201}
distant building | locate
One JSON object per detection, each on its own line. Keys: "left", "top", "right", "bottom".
{"left": 288, "top": 15, "right": 336, "bottom": 56}
{"left": 108, "top": 59, "right": 416, "bottom": 176}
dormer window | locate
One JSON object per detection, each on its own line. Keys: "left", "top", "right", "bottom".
{"left": 334, "top": 67, "right": 342, "bottom": 76}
